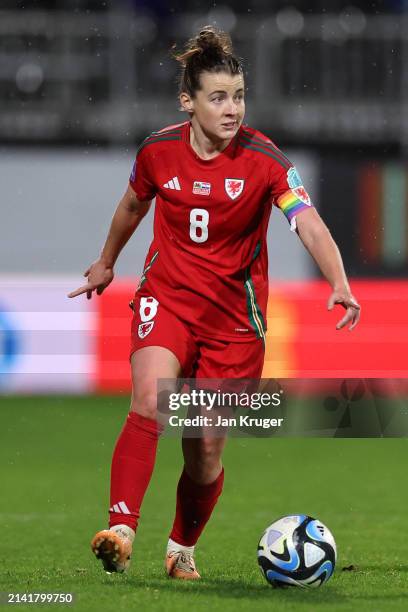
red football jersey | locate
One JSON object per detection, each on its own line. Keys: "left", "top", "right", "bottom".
{"left": 129, "top": 121, "right": 312, "bottom": 342}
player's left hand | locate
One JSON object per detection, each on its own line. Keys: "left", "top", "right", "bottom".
{"left": 327, "top": 290, "right": 361, "bottom": 331}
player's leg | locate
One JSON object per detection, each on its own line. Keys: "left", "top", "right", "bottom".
{"left": 109, "top": 345, "right": 182, "bottom": 532}
{"left": 166, "top": 337, "right": 265, "bottom": 579}
{"left": 92, "top": 346, "right": 181, "bottom": 573}
{"left": 92, "top": 298, "right": 196, "bottom": 574}
{"left": 165, "top": 435, "right": 226, "bottom": 579}
{"left": 176, "top": 434, "right": 227, "bottom": 540}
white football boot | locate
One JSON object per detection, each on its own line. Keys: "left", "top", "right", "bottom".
{"left": 165, "top": 539, "right": 201, "bottom": 580}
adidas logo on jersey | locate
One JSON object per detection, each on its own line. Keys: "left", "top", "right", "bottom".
{"left": 163, "top": 177, "right": 181, "bottom": 190}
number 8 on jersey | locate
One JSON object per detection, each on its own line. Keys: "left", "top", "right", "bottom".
{"left": 190, "top": 208, "right": 209, "bottom": 243}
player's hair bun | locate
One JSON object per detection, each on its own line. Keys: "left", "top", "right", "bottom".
{"left": 195, "top": 26, "right": 233, "bottom": 55}
{"left": 173, "top": 26, "right": 242, "bottom": 96}
{"left": 175, "top": 26, "right": 234, "bottom": 67}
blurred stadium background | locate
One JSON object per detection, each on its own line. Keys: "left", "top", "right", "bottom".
{"left": 1, "top": 0, "right": 407, "bottom": 394}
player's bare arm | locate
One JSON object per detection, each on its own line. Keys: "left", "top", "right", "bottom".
{"left": 295, "top": 207, "right": 361, "bottom": 331}
{"left": 67, "top": 185, "right": 151, "bottom": 299}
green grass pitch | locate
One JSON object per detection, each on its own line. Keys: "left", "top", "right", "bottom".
{"left": 1, "top": 396, "right": 407, "bottom": 611}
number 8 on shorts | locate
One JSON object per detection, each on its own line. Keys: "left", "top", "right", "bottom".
{"left": 139, "top": 297, "right": 159, "bottom": 322}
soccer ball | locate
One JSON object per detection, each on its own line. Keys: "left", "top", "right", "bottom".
{"left": 257, "top": 514, "right": 336, "bottom": 588}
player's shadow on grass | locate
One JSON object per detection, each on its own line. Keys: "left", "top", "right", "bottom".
{"left": 115, "top": 572, "right": 408, "bottom": 604}
{"left": 118, "top": 576, "right": 345, "bottom": 602}
{"left": 362, "top": 563, "right": 408, "bottom": 573}
{"left": 200, "top": 577, "right": 348, "bottom": 602}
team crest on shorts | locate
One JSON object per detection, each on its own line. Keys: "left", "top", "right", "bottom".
{"left": 225, "top": 178, "right": 245, "bottom": 200}
{"left": 138, "top": 321, "right": 154, "bottom": 339}
{"left": 287, "top": 167, "right": 311, "bottom": 206}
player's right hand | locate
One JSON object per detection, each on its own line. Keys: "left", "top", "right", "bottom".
{"left": 67, "top": 259, "right": 114, "bottom": 300}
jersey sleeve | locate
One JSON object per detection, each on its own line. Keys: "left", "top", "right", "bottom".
{"left": 129, "top": 146, "right": 156, "bottom": 202}
{"left": 268, "top": 162, "right": 313, "bottom": 231}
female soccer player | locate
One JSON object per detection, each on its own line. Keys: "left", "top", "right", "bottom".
{"left": 68, "top": 26, "right": 360, "bottom": 579}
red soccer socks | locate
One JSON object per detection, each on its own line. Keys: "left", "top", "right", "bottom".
{"left": 109, "top": 411, "right": 162, "bottom": 531}
{"left": 169, "top": 467, "right": 225, "bottom": 547}
{"left": 109, "top": 412, "right": 224, "bottom": 546}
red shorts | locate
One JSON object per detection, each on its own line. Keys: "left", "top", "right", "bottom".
{"left": 130, "top": 295, "right": 265, "bottom": 379}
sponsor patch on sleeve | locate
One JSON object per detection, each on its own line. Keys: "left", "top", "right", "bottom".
{"left": 287, "top": 167, "right": 311, "bottom": 205}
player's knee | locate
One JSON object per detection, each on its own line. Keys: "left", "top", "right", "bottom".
{"left": 195, "top": 439, "right": 221, "bottom": 472}
{"left": 130, "top": 391, "right": 158, "bottom": 420}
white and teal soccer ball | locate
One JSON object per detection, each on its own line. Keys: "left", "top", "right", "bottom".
{"left": 257, "top": 514, "right": 337, "bottom": 588}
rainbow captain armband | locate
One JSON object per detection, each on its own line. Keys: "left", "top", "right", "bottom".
{"left": 276, "top": 167, "right": 313, "bottom": 231}
{"left": 130, "top": 160, "right": 136, "bottom": 183}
